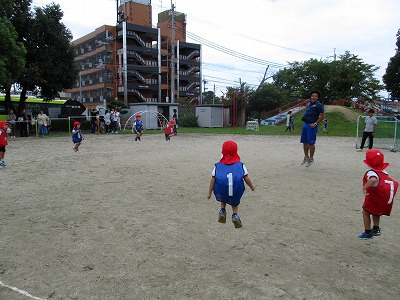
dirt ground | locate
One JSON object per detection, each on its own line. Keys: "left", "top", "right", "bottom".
{"left": 1, "top": 132, "right": 400, "bottom": 300}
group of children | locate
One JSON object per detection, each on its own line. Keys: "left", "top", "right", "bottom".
{"left": 2, "top": 118, "right": 399, "bottom": 239}
{"left": 207, "top": 140, "right": 397, "bottom": 238}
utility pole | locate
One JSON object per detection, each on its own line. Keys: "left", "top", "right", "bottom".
{"left": 170, "top": 1, "right": 175, "bottom": 103}
{"left": 121, "top": 3, "right": 128, "bottom": 106}
{"left": 213, "top": 84, "right": 215, "bottom": 104}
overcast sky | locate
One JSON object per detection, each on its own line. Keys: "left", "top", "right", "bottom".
{"left": 31, "top": 0, "right": 399, "bottom": 97}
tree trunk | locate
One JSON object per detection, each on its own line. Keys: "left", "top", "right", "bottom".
{"left": 4, "top": 87, "right": 14, "bottom": 111}
{"left": 18, "top": 87, "right": 28, "bottom": 115}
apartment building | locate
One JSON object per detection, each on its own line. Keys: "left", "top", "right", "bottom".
{"left": 65, "top": 0, "right": 201, "bottom": 110}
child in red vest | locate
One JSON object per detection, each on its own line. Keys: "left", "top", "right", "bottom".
{"left": 358, "top": 149, "right": 398, "bottom": 239}
{"left": 163, "top": 119, "right": 175, "bottom": 141}
{"left": 0, "top": 122, "right": 10, "bottom": 167}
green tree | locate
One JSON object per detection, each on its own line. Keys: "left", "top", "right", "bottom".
{"left": 383, "top": 29, "right": 400, "bottom": 98}
{"left": 7, "top": 2, "right": 79, "bottom": 112}
{"left": 17, "top": 3, "right": 78, "bottom": 108}
{"left": 203, "top": 91, "right": 221, "bottom": 104}
{"left": 330, "top": 51, "right": 383, "bottom": 100}
{"left": 273, "top": 53, "right": 383, "bottom": 102}
{"left": 0, "top": 0, "right": 28, "bottom": 109}
{"left": 247, "top": 83, "right": 283, "bottom": 121}
{"left": 0, "top": 16, "right": 26, "bottom": 109}
{"left": 273, "top": 59, "right": 330, "bottom": 100}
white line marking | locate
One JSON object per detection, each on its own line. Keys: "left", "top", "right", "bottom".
{"left": 0, "top": 280, "right": 45, "bottom": 300}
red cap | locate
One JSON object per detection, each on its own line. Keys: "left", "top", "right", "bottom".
{"left": 363, "top": 149, "right": 389, "bottom": 171}
{"left": 0, "top": 121, "right": 9, "bottom": 129}
{"left": 136, "top": 114, "right": 141, "bottom": 118}
{"left": 73, "top": 121, "right": 80, "bottom": 127}
{"left": 220, "top": 140, "right": 241, "bottom": 165}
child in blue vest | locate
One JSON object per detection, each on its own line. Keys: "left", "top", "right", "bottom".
{"left": 207, "top": 140, "right": 255, "bottom": 228}
{"left": 72, "top": 121, "right": 84, "bottom": 152}
{"left": 133, "top": 114, "right": 144, "bottom": 141}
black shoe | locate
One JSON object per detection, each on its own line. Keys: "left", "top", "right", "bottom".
{"left": 372, "top": 228, "right": 381, "bottom": 236}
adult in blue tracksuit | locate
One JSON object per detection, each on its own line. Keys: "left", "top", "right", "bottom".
{"left": 300, "top": 90, "right": 325, "bottom": 167}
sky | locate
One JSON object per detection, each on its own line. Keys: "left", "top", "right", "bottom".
{"left": 31, "top": 0, "right": 400, "bottom": 97}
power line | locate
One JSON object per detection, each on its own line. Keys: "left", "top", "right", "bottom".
{"left": 175, "top": 27, "right": 287, "bottom": 68}
{"left": 186, "top": 12, "right": 326, "bottom": 57}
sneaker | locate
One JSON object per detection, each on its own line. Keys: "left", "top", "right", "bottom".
{"left": 134, "top": 137, "right": 137, "bottom": 141}
{"left": 73, "top": 148, "right": 78, "bottom": 152}
{"left": 356, "top": 148, "right": 363, "bottom": 152}
{"left": 232, "top": 214, "right": 242, "bottom": 228}
{"left": 301, "top": 157, "right": 309, "bottom": 165}
{"left": 306, "top": 159, "right": 314, "bottom": 167}
{"left": 0, "top": 161, "right": 5, "bottom": 168}
{"left": 372, "top": 228, "right": 381, "bottom": 236}
{"left": 358, "top": 232, "right": 373, "bottom": 240}
{"left": 218, "top": 209, "right": 226, "bottom": 223}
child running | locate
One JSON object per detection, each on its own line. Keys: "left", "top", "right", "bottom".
{"left": 0, "top": 122, "right": 10, "bottom": 168}
{"left": 358, "top": 149, "right": 398, "bottom": 240}
{"left": 207, "top": 140, "right": 255, "bottom": 228}
{"left": 163, "top": 119, "right": 175, "bottom": 141}
{"left": 72, "top": 121, "right": 84, "bottom": 152}
{"left": 133, "top": 114, "right": 144, "bottom": 141}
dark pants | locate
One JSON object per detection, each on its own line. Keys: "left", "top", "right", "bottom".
{"left": 91, "top": 121, "right": 97, "bottom": 133}
{"left": 360, "top": 131, "right": 374, "bottom": 149}
{"left": 105, "top": 123, "right": 111, "bottom": 134}
{"left": 20, "top": 122, "right": 28, "bottom": 137}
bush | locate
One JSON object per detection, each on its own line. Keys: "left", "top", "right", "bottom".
{"left": 179, "top": 110, "right": 198, "bottom": 127}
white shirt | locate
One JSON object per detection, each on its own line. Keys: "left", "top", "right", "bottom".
{"left": 364, "top": 116, "right": 377, "bottom": 132}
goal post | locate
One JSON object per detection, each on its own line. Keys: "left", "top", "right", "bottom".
{"left": 356, "top": 115, "right": 399, "bottom": 152}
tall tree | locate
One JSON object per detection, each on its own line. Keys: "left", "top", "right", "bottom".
{"left": 0, "top": 0, "right": 28, "bottom": 109}
{"left": 0, "top": 17, "right": 26, "bottom": 108}
{"left": 273, "top": 53, "right": 383, "bottom": 102}
{"left": 17, "top": 3, "right": 78, "bottom": 110}
{"left": 330, "top": 51, "right": 382, "bottom": 100}
{"left": 273, "top": 59, "right": 330, "bottom": 101}
{"left": 383, "top": 29, "right": 400, "bottom": 98}
{"left": 247, "top": 83, "right": 283, "bottom": 121}
{"left": 203, "top": 91, "right": 221, "bottom": 104}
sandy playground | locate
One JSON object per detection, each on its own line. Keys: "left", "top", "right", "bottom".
{"left": 1, "top": 132, "right": 400, "bottom": 300}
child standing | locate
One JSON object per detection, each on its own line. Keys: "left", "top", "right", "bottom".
{"left": 323, "top": 117, "right": 328, "bottom": 133}
{"left": 133, "top": 114, "right": 144, "bottom": 141}
{"left": 72, "top": 121, "right": 84, "bottom": 152}
{"left": 285, "top": 111, "right": 292, "bottom": 132}
{"left": 207, "top": 140, "right": 255, "bottom": 228}
{"left": 163, "top": 119, "right": 175, "bottom": 141}
{"left": 358, "top": 149, "right": 398, "bottom": 239}
{"left": 0, "top": 122, "right": 10, "bottom": 168}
